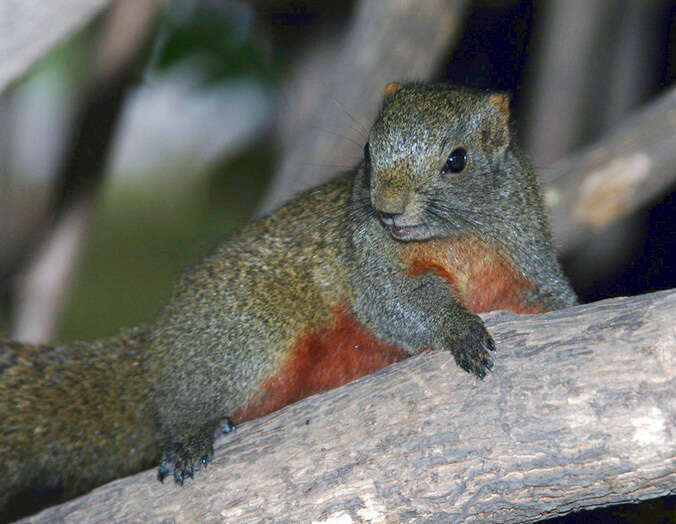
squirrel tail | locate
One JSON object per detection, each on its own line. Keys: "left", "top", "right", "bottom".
{"left": 0, "top": 329, "right": 159, "bottom": 519}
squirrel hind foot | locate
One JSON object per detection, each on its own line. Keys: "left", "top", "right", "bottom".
{"left": 158, "top": 451, "right": 209, "bottom": 485}
{"left": 157, "top": 422, "right": 223, "bottom": 485}
{"left": 157, "top": 417, "right": 236, "bottom": 484}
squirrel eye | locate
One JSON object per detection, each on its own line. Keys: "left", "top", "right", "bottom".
{"left": 442, "top": 147, "right": 467, "bottom": 175}
{"left": 363, "top": 142, "right": 370, "bottom": 160}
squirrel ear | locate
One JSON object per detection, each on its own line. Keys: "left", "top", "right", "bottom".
{"left": 482, "top": 92, "right": 511, "bottom": 153}
{"left": 488, "top": 93, "right": 510, "bottom": 118}
{"left": 384, "top": 82, "right": 403, "bottom": 99}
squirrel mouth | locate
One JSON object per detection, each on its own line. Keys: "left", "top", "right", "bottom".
{"left": 390, "top": 224, "right": 414, "bottom": 237}
{"left": 375, "top": 211, "right": 425, "bottom": 239}
{"left": 382, "top": 221, "right": 423, "bottom": 239}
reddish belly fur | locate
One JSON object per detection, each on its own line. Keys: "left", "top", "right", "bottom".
{"left": 232, "top": 305, "right": 408, "bottom": 423}
{"left": 403, "top": 237, "right": 543, "bottom": 314}
{"left": 233, "top": 236, "right": 544, "bottom": 423}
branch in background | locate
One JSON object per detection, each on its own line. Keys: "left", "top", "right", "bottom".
{"left": 22, "top": 289, "right": 676, "bottom": 523}
{"left": 524, "top": 1, "right": 665, "bottom": 169}
{"left": 522, "top": 0, "right": 618, "bottom": 167}
{"left": 11, "top": 198, "right": 90, "bottom": 342}
{"left": 51, "top": 0, "right": 159, "bottom": 214}
{"left": 11, "top": 0, "right": 160, "bottom": 343}
{"left": 600, "top": 2, "right": 662, "bottom": 129}
{"left": 544, "top": 84, "right": 676, "bottom": 254}
{"left": 0, "top": 0, "right": 111, "bottom": 94}
{"left": 259, "top": 0, "right": 468, "bottom": 214}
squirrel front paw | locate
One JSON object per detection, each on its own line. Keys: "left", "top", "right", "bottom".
{"left": 446, "top": 321, "right": 495, "bottom": 379}
{"left": 158, "top": 418, "right": 236, "bottom": 485}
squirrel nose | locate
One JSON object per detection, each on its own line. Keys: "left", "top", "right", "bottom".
{"left": 371, "top": 178, "right": 410, "bottom": 217}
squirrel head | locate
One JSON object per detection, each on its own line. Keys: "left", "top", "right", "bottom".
{"left": 361, "top": 82, "right": 526, "bottom": 242}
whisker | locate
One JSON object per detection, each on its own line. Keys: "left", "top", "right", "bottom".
{"left": 423, "top": 194, "right": 506, "bottom": 222}
{"left": 424, "top": 198, "right": 524, "bottom": 269}
{"left": 295, "top": 163, "right": 359, "bottom": 170}
{"left": 305, "top": 125, "right": 366, "bottom": 150}
{"left": 331, "top": 99, "right": 369, "bottom": 139}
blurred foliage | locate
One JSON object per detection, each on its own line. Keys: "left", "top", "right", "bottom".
{"left": 58, "top": 141, "right": 274, "bottom": 342}
{"left": 55, "top": 0, "right": 361, "bottom": 343}
{"left": 54, "top": 0, "right": 279, "bottom": 342}
{"left": 36, "top": 23, "right": 94, "bottom": 89}
{"left": 149, "top": 0, "right": 277, "bottom": 81}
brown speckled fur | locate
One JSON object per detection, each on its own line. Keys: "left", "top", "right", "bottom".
{"left": 0, "top": 83, "right": 576, "bottom": 518}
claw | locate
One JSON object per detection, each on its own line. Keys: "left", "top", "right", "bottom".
{"left": 447, "top": 321, "right": 496, "bottom": 379}
{"left": 174, "top": 469, "right": 185, "bottom": 486}
{"left": 157, "top": 419, "right": 234, "bottom": 484}
{"left": 157, "top": 456, "right": 170, "bottom": 483}
{"left": 220, "top": 418, "right": 236, "bottom": 434}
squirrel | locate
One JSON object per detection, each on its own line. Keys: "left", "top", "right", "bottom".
{"left": 0, "top": 82, "right": 577, "bottom": 519}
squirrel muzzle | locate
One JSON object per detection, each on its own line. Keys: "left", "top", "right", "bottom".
{"left": 370, "top": 168, "right": 413, "bottom": 217}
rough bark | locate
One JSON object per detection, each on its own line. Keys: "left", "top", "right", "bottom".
{"left": 544, "top": 84, "right": 676, "bottom": 254}
{"left": 22, "top": 289, "right": 676, "bottom": 523}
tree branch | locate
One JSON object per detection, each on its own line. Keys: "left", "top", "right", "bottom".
{"left": 22, "top": 289, "right": 676, "bottom": 523}
{"left": 0, "top": 0, "right": 111, "bottom": 93}
{"left": 544, "top": 84, "right": 676, "bottom": 254}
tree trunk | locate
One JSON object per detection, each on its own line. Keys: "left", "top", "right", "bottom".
{"left": 22, "top": 289, "right": 676, "bottom": 523}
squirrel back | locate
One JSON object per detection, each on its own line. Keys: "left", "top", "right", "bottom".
{"left": 0, "top": 82, "right": 576, "bottom": 518}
